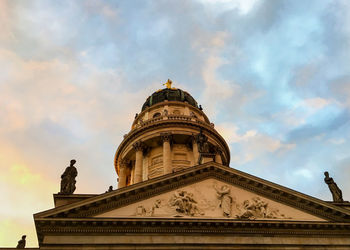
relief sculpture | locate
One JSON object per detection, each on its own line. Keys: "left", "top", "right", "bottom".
{"left": 236, "top": 197, "right": 291, "bottom": 220}
{"left": 169, "top": 190, "right": 204, "bottom": 216}
{"left": 214, "top": 185, "right": 232, "bottom": 217}
{"left": 135, "top": 199, "right": 162, "bottom": 216}
{"left": 106, "top": 180, "right": 312, "bottom": 220}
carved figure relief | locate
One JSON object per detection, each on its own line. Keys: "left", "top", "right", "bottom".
{"left": 150, "top": 199, "right": 162, "bottom": 216}
{"left": 100, "top": 180, "right": 311, "bottom": 221}
{"left": 135, "top": 199, "right": 163, "bottom": 217}
{"left": 214, "top": 185, "right": 232, "bottom": 217}
{"left": 236, "top": 197, "right": 291, "bottom": 220}
{"left": 168, "top": 190, "right": 204, "bottom": 216}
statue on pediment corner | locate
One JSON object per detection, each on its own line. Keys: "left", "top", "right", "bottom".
{"left": 324, "top": 171, "right": 343, "bottom": 202}
{"left": 59, "top": 159, "right": 77, "bottom": 195}
{"left": 16, "top": 235, "right": 26, "bottom": 249}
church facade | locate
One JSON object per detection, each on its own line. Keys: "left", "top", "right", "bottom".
{"left": 26, "top": 83, "right": 350, "bottom": 249}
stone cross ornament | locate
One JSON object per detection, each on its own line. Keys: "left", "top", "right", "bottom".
{"left": 59, "top": 159, "right": 78, "bottom": 195}
{"left": 324, "top": 171, "right": 343, "bottom": 202}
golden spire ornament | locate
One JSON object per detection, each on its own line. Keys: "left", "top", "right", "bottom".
{"left": 163, "top": 79, "right": 173, "bottom": 89}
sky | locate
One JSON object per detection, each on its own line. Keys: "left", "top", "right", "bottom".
{"left": 1, "top": 0, "right": 350, "bottom": 247}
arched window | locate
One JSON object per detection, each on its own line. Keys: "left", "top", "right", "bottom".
{"left": 153, "top": 112, "right": 161, "bottom": 118}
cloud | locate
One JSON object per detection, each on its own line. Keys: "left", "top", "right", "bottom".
{"left": 216, "top": 122, "right": 295, "bottom": 164}
{"left": 197, "top": 0, "right": 260, "bottom": 15}
{"left": 0, "top": 147, "right": 57, "bottom": 247}
{"left": 303, "top": 97, "right": 331, "bottom": 110}
{"left": 1, "top": 0, "right": 350, "bottom": 246}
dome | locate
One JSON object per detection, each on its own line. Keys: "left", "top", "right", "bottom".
{"left": 141, "top": 88, "right": 198, "bottom": 111}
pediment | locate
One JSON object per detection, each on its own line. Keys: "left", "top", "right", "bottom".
{"left": 34, "top": 163, "right": 350, "bottom": 222}
{"left": 96, "top": 178, "right": 324, "bottom": 221}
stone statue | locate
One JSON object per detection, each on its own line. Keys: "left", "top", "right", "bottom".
{"left": 59, "top": 159, "right": 78, "bottom": 195}
{"left": 105, "top": 185, "right": 113, "bottom": 193}
{"left": 163, "top": 109, "right": 168, "bottom": 116}
{"left": 16, "top": 235, "right": 26, "bottom": 248}
{"left": 214, "top": 185, "right": 232, "bottom": 217}
{"left": 199, "top": 105, "right": 203, "bottom": 110}
{"left": 324, "top": 171, "right": 343, "bottom": 202}
{"left": 196, "top": 129, "right": 210, "bottom": 153}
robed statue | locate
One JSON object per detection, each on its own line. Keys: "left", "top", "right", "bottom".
{"left": 16, "top": 235, "right": 26, "bottom": 248}
{"left": 195, "top": 129, "right": 210, "bottom": 153}
{"left": 59, "top": 159, "right": 78, "bottom": 195}
{"left": 214, "top": 185, "right": 232, "bottom": 217}
{"left": 324, "top": 171, "right": 343, "bottom": 202}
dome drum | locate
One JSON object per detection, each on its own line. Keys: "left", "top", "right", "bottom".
{"left": 115, "top": 87, "right": 230, "bottom": 189}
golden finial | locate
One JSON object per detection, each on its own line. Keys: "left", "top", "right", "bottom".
{"left": 163, "top": 79, "right": 172, "bottom": 89}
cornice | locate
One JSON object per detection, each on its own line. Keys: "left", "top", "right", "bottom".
{"left": 34, "top": 163, "right": 350, "bottom": 223}
{"left": 34, "top": 217, "right": 350, "bottom": 246}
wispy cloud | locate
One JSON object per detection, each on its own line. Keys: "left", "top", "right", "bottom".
{"left": 1, "top": 0, "right": 350, "bottom": 247}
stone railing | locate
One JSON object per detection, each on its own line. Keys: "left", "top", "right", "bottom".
{"left": 133, "top": 114, "right": 212, "bottom": 129}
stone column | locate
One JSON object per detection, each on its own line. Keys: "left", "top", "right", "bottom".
{"left": 192, "top": 136, "right": 200, "bottom": 165}
{"left": 118, "top": 159, "right": 128, "bottom": 188}
{"left": 133, "top": 141, "right": 144, "bottom": 184}
{"left": 161, "top": 133, "right": 172, "bottom": 174}
{"left": 214, "top": 147, "right": 223, "bottom": 164}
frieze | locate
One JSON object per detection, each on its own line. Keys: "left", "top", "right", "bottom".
{"left": 35, "top": 218, "right": 350, "bottom": 245}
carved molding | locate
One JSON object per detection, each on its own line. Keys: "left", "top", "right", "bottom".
{"left": 35, "top": 218, "right": 350, "bottom": 246}
{"left": 132, "top": 140, "right": 145, "bottom": 151}
{"left": 160, "top": 132, "right": 172, "bottom": 143}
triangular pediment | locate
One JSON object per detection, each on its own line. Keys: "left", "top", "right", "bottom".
{"left": 96, "top": 178, "right": 324, "bottom": 221}
{"left": 34, "top": 162, "right": 350, "bottom": 222}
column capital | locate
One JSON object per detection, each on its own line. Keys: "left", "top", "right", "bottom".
{"left": 160, "top": 132, "right": 172, "bottom": 142}
{"left": 120, "top": 158, "right": 130, "bottom": 168}
{"left": 132, "top": 140, "right": 145, "bottom": 151}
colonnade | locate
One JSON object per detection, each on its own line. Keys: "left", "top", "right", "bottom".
{"left": 117, "top": 134, "right": 222, "bottom": 188}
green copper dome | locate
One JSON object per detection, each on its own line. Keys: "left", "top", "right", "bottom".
{"left": 141, "top": 88, "right": 198, "bottom": 111}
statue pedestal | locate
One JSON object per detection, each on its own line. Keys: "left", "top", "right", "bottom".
{"left": 53, "top": 194, "right": 97, "bottom": 207}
